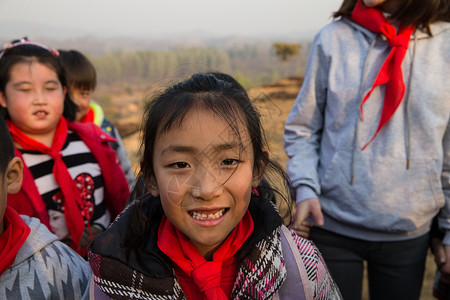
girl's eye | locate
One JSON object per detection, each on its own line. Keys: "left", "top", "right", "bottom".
{"left": 171, "top": 162, "right": 190, "bottom": 169}
{"left": 222, "top": 159, "right": 239, "bottom": 166}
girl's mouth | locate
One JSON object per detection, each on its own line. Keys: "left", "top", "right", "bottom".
{"left": 34, "top": 111, "right": 48, "bottom": 117}
{"left": 189, "top": 208, "right": 229, "bottom": 220}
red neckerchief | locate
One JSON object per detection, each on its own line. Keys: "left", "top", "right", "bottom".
{"left": 80, "top": 108, "right": 94, "bottom": 123}
{"left": 0, "top": 206, "right": 30, "bottom": 276}
{"left": 7, "top": 117, "right": 85, "bottom": 251}
{"left": 352, "top": 0, "right": 415, "bottom": 150}
{"left": 158, "top": 211, "right": 254, "bottom": 300}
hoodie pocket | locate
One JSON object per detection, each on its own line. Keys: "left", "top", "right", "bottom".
{"left": 319, "top": 150, "right": 444, "bottom": 233}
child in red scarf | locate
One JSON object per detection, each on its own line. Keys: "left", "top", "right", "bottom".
{"left": 285, "top": 0, "right": 450, "bottom": 299}
{"left": 88, "top": 73, "right": 342, "bottom": 299}
{"left": 0, "top": 114, "right": 91, "bottom": 298}
{"left": 0, "top": 38, "right": 129, "bottom": 256}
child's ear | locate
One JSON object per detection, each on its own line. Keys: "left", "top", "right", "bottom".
{"left": 6, "top": 157, "right": 23, "bottom": 194}
{"left": 0, "top": 92, "right": 7, "bottom": 108}
{"left": 251, "top": 150, "right": 269, "bottom": 188}
{"left": 147, "top": 175, "right": 159, "bottom": 197}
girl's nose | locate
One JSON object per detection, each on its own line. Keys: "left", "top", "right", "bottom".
{"left": 190, "top": 167, "right": 223, "bottom": 201}
{"left": 32, "top": 91, "right": 47, "bottom": 105}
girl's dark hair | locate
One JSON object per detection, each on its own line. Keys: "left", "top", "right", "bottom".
{"left": 0, "top": 42, "right": 78, "bottom": 121}
{"left": 0, "top": 114, "right": 14, "bottom": 175}
{"left": 59, "top": 49, "right": 97, "bottom": 91}
{"left": 125, "top": 73, "right": 294, "bottom": 248}
{"left": 334, "top": 0, "right": 450, "bottom": 35}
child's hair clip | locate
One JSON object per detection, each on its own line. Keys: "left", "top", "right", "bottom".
{"left": 2, "top": 42, "right": 13, "bottom": 51}
{"left": 50, "top": 48, "right": 60, "bottom": 57}
{"left": 0, "top": 37, "right": 58, "bottom": 60}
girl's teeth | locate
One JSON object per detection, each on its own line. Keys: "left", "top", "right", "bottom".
{"left": 191, "top": 209, "right": 225, "bottom": 220}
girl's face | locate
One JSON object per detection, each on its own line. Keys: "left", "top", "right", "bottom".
{"left": 70, "top": 87, "right": 93, "bottom": 121}
{"left": 0, "top": 61, "right": 66, "bottom": 145}
{"left": 150, "top": 108, "right": 263, "bottom": 258}
{"left": 363, "top": 0, "right": 402, "bottom": 14}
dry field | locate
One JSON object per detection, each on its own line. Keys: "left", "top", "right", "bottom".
{"left": 115, "top": 77, "right": 437, "bottom": 300}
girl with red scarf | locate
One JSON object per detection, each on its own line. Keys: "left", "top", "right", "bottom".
{"left": 0, "top": 114, "right": 91, "bottom": 298}
{"left": 0, "top": 39, "right": 129, "bottom": 256}
{"left": 88, "top": 73, "right": 342, "bottom": 299}
{"left": 284, "top": 0, "right": 450, "bottom": 299}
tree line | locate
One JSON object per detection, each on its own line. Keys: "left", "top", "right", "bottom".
{"left": 88, "top": 42, "right": 308, "bottom": 90}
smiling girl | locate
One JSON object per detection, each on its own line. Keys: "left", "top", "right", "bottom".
{"left": 0, "top": 39, "right": 129, "bottom": 256}
{"left": 88, "top": 73, "right": 342, "bottom": 299}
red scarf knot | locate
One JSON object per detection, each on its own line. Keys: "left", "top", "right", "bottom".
{"left": 352, "top": 0, "right": 415, "bottom": 150}
{"left": 192, "top": 261, "right": 223, "bottom": 292}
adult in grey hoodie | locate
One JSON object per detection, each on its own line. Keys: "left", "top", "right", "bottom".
{"left": 284, "top": 0, "right": 450, "bottom": 299}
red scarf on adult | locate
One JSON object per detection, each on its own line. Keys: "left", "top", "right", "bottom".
{"left": 158, "top": 211, "right": 254, "bottom": 300}
{"left": 0, "top": 206, "right": 30, "bottom": 276}
{"left": 7, "top": 117, "right": 85, "bottom": 251}
{"left": 352, "top": 0, "right": 415, "bottom": 150}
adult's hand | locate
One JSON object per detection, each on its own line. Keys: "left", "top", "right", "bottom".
{"left": 441, "top": 245, "right": 450, "bottom": 284}
{"left": 431, "top": 237, "right": 450, "bottom": 284}
{"left": 288, "top": 198, "right": 324, "bottom": 238}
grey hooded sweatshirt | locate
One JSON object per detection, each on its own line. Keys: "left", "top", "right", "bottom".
{"left": 284, "top": 18, "right": 450, "bottom": 243}
{"left": 0, "top": 216, "right": 91, "bottom": 299}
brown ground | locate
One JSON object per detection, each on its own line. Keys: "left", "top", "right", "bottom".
{"left": 115, "top": 76, "right": 437, "bottom": 300}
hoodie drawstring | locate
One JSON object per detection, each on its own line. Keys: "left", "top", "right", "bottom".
{"left": 404, "top": 31, "right": 417, "bottom": 170}
{"left": 351, "top": 37, "right": 377, "bottom": 185}
{"left": 350, "top": 30, "right": 417, "bottom": 184}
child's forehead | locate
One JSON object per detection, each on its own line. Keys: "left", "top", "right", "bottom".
{"left": 71, "top": 86, "right": 92, "bottom": 92}
{"left": 156, "top": 108, "right": 252, "bottom": 150}
{"left": 10, "top": 60, "right": 56, "bottom": 76}
{"left": 161, "top": 107, "right": 247, "bottom": 136}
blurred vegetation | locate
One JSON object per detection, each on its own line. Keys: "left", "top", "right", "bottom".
{"left": 88, "top": 43, "right": 308, "bottom": 92}
{"left": 273, "top": 42, "right": 301, "bottom": 61}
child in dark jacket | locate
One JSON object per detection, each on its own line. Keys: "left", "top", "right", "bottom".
{"left": 89, "top": 73, "right": 342, "bottom": 299}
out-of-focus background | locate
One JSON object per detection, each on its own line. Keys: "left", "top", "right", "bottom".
{"left": 0, "top": 1, "right": 438, "bottom": 298}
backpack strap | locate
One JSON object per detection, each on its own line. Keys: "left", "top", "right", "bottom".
{"left": 277, "top": 225, "right": 313, "bottom": 300}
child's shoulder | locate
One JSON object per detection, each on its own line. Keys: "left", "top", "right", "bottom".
{"left": 280, "top": 226, "right": 321, "bottom": 260}
{"left": 1, "top": 216, "right": 91, "bottom": 299}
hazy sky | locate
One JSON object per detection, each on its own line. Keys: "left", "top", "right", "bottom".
{"left": 0, "top": 0, "right": 341, "bottom": 39}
